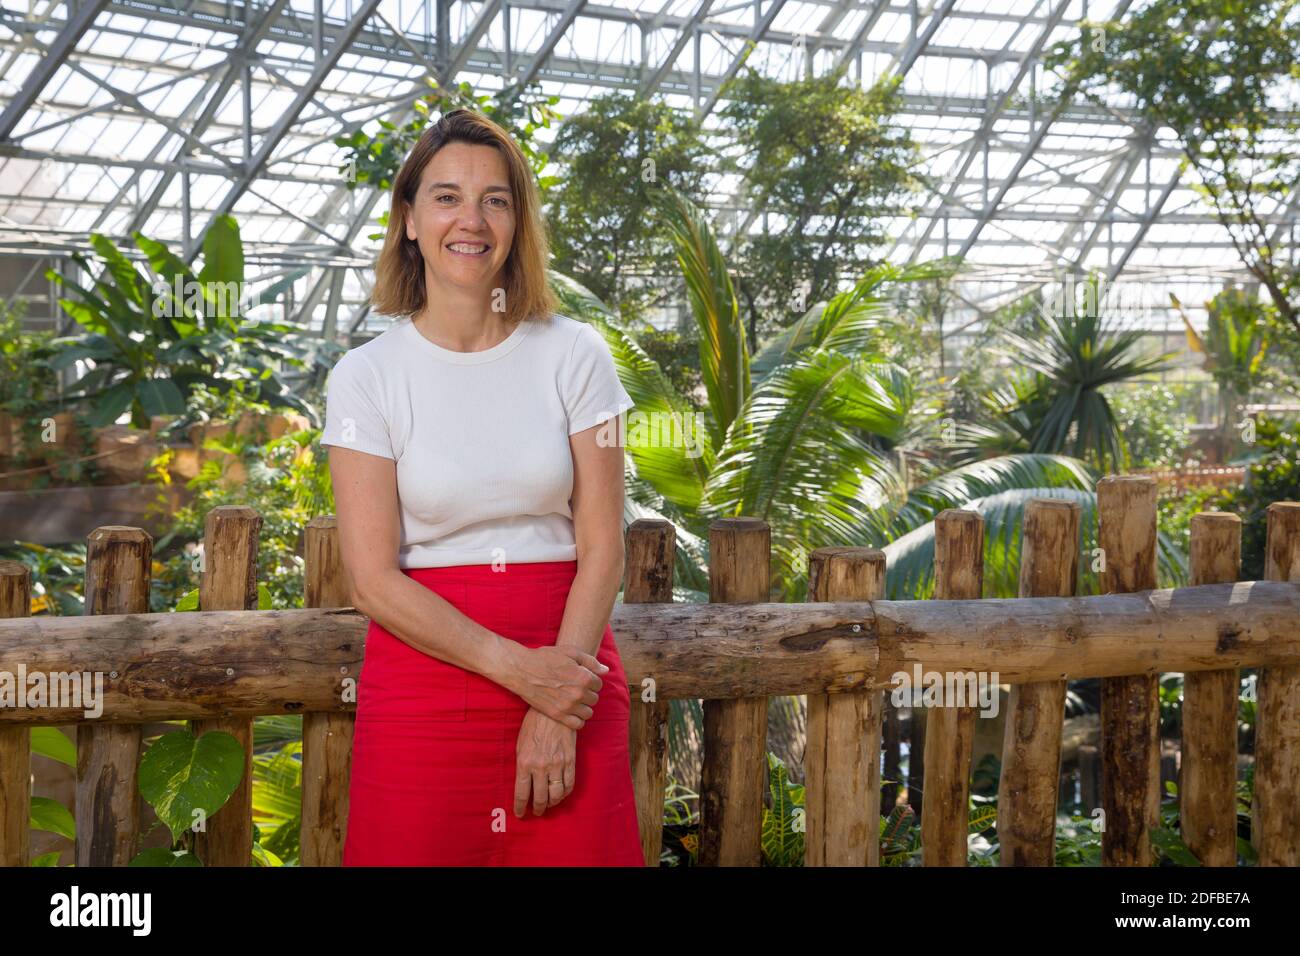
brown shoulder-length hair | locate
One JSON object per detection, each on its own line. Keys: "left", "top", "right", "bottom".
{"left": 370, "top": 108, "right": 558, "bottom": 327}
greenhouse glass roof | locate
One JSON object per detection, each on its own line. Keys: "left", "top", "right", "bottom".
{"left": 0, "top": 0, "right": 1295, "bottom": 338}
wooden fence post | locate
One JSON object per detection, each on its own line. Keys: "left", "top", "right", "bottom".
{"left": 300, "top": 516, "right": 353, "bottom": 866}
{"left": 1097, "top": 476, "right": 1161, "bottom": 866}
{"left": 1181, "top": 512, "right": 1241, "bottom": 866}
{"left": 697, "top": 517, "right": 769, "bottom": 866}
{"left": 0, "top": 561, "right": 31, "bottom": 866}
{"left": 76, "top": 526, "right": 149, "bottom": 866}
{"left": 921, "top": 508, "right": 983, "bottom": 866}
{"left": 190, "top": 505, "right": 262, "bottom": 866}
{"left": 1254, "top": 502, "right": 1300, "bottom": 865}
{"left": 999, "top": 498, "right": 1080, "bottom": 865}
{"left": 624, "top": 518, "right": 675, "bottom": 868}
{"left": 804, "top": 547, "right": 884, "bottom": 866}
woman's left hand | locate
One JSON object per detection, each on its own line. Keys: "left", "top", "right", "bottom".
{"left": 514, "top": 707, "right": 578, "bottom": 817}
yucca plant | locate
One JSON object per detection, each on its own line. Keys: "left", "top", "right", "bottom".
{"left": 993, "top": 275, "right": 1178, "bottom": 471}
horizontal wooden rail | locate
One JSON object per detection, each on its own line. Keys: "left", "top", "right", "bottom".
{"left": 1, "top": 580, "right": 1297, "bottom": 724}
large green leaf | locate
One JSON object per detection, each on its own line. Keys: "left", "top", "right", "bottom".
{"left": 82, "top": 379, "right": 138, "bottom": 427}
{"left": 197, "top": 215, "right": 246, "bottom": 328}
{"left": 136, "top": 377, "right": 186, "bottom": 417}
{"left": 137, "top": 730, "right": 245, "bottom": 843}
{"left": 649, "top": 186, "right": 749, "bottom": 449}
{"left": 29, "top": 796, "right": 75, "bottom": 840}
{"left": 703, "top": 351, "right": 913, "bottom": 576}
{"left": 30, "top": 727, "right": 76, "bottom": 768}
{"left": 759, "top": 752, "right": 805, "bottom": 866}
{"left": 251, "top": 739, "right": 303, "bottom": 863}
{"left": 89, "top": 232, "right": 147, "bottom": 309}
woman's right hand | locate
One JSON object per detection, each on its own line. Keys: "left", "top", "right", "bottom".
{"left": 491, "top": 639, "right": 607, "bottom": 729}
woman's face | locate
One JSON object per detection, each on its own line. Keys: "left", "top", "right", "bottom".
{"left": 405, "top": 141, "right": 516, "bottom": 296}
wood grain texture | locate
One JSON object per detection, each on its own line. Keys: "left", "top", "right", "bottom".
{"left": 299, "top": 516, "right": 354, "bottom": 867}
{"left": 1097, "top": 477, "right": 1161, "bottom": 867}
{"left": 804, "top": 548, "right": 884, "bottom": 866}
{"left": 1181, "top": 512, "right": 1240, "bottom": 867}
{"left": 0, "top": 560, "right": 30, "bottom": 866}
{"left": 190, "top": 505, "right": 261, "bottom": 868}
{"left": 4, "top": 582, "right": 1300, "bottom": 720}
{"left": 698, "top": 518, "right": 769, "bottom": 867}
{"left": 1254, "top": 502, "right": 1300, "bottom": 865}
{"left": 76, "top": 528, "right": 148, "bottom": 867}
{"left": 999, "top": 498, "right": 1079, "bottom": 866}
{"left": 922, "top": 509, "right": 983, "bottom": 867}
{"left": 624, "top": 519, "right": 674, "bottom": 868}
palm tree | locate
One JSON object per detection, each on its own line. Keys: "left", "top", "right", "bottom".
{"left": 548, "top": 187, "right": 1193, "bottom": 785}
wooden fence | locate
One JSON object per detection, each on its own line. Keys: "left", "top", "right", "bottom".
{"left": 0, "top": 476, "right": 1297, "bottom": 867}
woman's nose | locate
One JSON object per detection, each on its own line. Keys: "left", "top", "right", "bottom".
{"left": 459, "top": 205, "right": 487, "bottom": 228}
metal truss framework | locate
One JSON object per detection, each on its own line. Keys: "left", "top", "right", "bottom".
{"left": 0, "top": 0, "right": 1295, "bottom": 339}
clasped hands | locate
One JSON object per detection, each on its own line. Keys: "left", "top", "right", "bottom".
{"left": 494, "top": 640, "right": 607, "bottom": 818}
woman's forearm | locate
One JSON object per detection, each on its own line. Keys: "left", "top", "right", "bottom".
{"left": 353, "top": 569, "right": 517, "bottom": 682}
{"left": 554, "top": 546, "right": 624, "bottom": 661}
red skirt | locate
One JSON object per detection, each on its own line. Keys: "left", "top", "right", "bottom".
{"left": 342, "top": 559, "right": 646, "bottom": 866}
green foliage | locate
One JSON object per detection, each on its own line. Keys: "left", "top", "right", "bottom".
{"left": 30, "top": 727, "right": 76, "bottom": 767}
{"left": 880, "top": 804, "right": 919, "bottom": 865}
{"left": 759, "top": 753, "right": 805, "bottom": 866}
{"left": 250, "top": 737, "right": 304, "bottom": 866}
{"left": 545, "top": 93, "right": 713, "bottom": 320}
{"left": 0, "top": 296, "right": 99, "bottom": 486}
{"left": 1054, "top": 815, "right": 1103, "bottom": 866}
{"left": 29, "top": 796, "right": 76, "bottom": 841}
{"left": 991, "top": 274, "right": 1178, "bottom": 472}
{"left": 0, "top": 541, "right": 86, "bottom": 616}
{"left": 46, "top": 217, "right": 316, "bottom": 429}
{"left": 136, "top": 730, "right": 245, "bottom": 846}
{"left": 1107, "top": 385, "right": 1197, "bottom": 470}
{"left": 1211, "top": 416, "right": 1300, "bottom": 579}
{"left": 1044, "top": 1, "right": 1300, "bottom": 341}
{"left": 715, "top": 70, "right": 925, "bottom": 340}
{"left": 150, "top": 426, "right": 335, "bottom": 611}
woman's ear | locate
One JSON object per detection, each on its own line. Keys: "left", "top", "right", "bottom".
{"left": 404, "top": 211, "right": 416, "bottom": 242}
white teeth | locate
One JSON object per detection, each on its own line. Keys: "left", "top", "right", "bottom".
{"left": 449, "top": 243, "right": 487, "bottom": 253}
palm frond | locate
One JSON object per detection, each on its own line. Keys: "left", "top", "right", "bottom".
{"left": 648, "top": 186, "right": 749, "bottom": 449}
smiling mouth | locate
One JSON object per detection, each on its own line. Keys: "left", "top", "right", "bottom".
{"left": 447, "top": 242, "right": 490, "bottom": 256}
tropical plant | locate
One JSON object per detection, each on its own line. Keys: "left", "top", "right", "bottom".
{"left": 1045, "top": 1, "right": 1300, "bottom": 340}
{"left": 129, "top": 729, "right": 245, "bottom": 866}
{"left": 760, "top": 752, "right": 805, "bottom": 866}
{"left": 45, "top": 216, "right": 318, "bottom": 429}
{"left": 1210, "top": 415, "right": 1300, "bottom": 580}
{"left": 1171, "top": 286, "right": 1271, "bottom": 461}
{"left": 557, "top": 185, "right": 1153, "bottom": 788}
{"left": 0, "top": 541, "right": 87, "bottom": 616}
{"left": 149, "top": 424, "right": 334, "bottom": 612}
{"left": 987, "top": 274, "right": 1178, "bottom": 472}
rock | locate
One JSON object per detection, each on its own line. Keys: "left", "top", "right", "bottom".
{"left": 93, "top": 425, "right": 162, "bottom": 484}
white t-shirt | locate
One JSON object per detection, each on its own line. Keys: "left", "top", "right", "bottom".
{"left": 319, "top": 312, "right": 635, "bottom": 569}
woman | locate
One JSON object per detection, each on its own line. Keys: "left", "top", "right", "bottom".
{"left": 321, "top": 108, "right": 644, "bottom": 866}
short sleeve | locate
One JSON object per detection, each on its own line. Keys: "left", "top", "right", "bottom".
{"left": 319, "top": 352, "right": 396, "bottom": 460}
{"left": 561, "top": 323, "right": 635, "bottom": 435}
